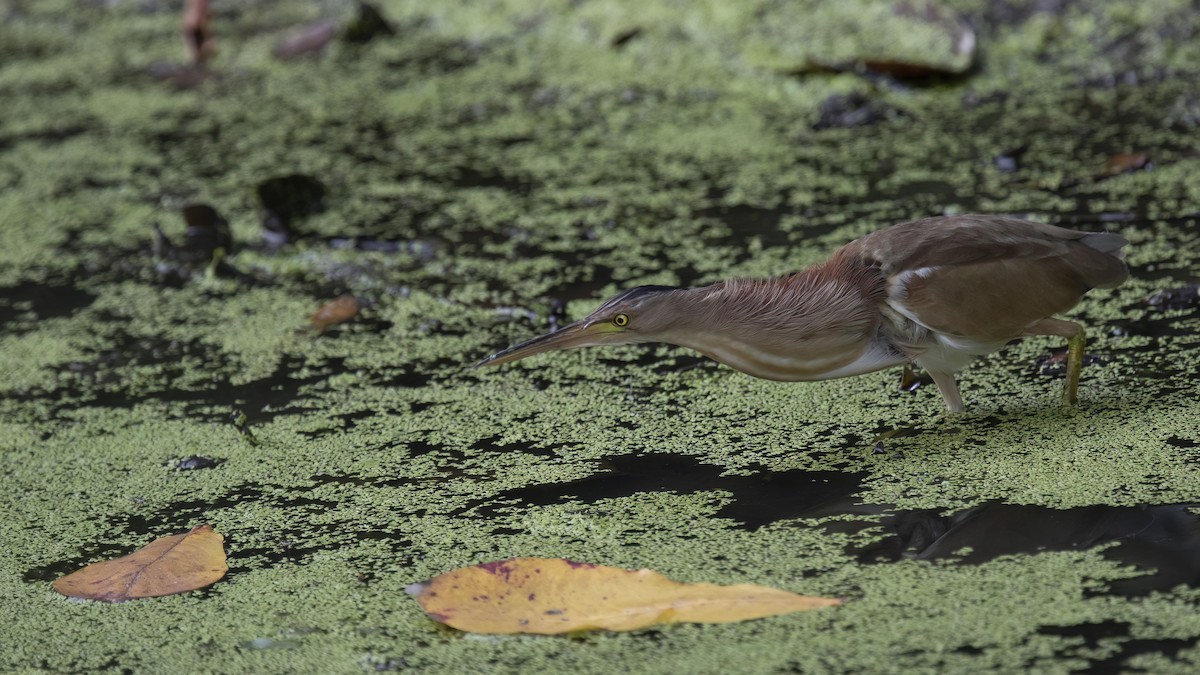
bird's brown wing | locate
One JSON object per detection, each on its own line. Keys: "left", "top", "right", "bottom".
{"left": 837, "top": 215, "right": 1128, "bottom": 341}
{"left": 890, "top": 257, "right": 1091, "bottom": 340}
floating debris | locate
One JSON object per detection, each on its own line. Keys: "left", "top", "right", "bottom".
{"left": 611, "top": 27, "right": 643, "bottom": 48}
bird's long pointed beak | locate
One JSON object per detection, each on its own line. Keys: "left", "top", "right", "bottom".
{"left": 476, "top": 320, "right": 621, "bottom": 368}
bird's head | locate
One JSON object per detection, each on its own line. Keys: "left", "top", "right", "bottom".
{"left": 476, "top": 285, "right": 683, "bottom": 368}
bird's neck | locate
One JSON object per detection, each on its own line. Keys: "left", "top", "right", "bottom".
{"left": 656, "top": 258, "right": 899, "bottom": 381}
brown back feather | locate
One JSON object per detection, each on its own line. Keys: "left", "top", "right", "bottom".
{"left": 838, "top": 215, "right": 1128, "bottom": 340}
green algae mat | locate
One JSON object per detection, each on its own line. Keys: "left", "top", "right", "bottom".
{"left": 3, "top": 0, "right": 1200, "bottom": 672}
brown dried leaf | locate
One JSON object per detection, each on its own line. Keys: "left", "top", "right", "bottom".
{"left": 792, "top": 1, "right": 974, "bottom": 80}
{"left": 407, "top": 557, "right": 841, "bottom": 634}
{"left": 52, "top": 525, "right": 227, "bottom": 602}
{"left": 274, "top": 20, "right": 339, "bottom": 60}
{"left": 310, "top": 294, "right": 361, "bottom": 332}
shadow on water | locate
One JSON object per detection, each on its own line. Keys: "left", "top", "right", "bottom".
{"left": 22, "top": 332, "right": 343, "bottom": 424}
{"left": 1038, "top": 621, "right": 1196, "bottom": 672}
{"left": 23, "top": 470, "right": 427, "bottom": 584}
{"left": 858, "top": 501, "right": 1200, "bottom": 596}
{"left": 461, "top": 452, "right": 1200, "bottom": 666}
{"left": 0, "top": 279, "right": 97, "bottom": 331}
{"left": 457, "top": 452, "right": 867, "bottom": 529}
{"left": 460, "top": 452, "right": 1200, "bottom": 599}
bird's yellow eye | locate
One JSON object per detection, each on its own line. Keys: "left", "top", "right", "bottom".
{"left": 612, "top": 313, "right": 630, "bottom": 327}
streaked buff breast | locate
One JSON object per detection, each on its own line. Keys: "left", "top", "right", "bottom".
{"left": 685, "top": 336, "right": 907, "bottom": 382}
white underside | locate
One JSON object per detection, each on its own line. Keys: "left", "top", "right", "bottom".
{"left": 806, "top": 343, "right": 910, "bottom": 380}
{"left": 911, "top": 332, "right": 1008, "bottom": 375}
{"left": 886, "top": 271, "right": 1009, "bottom": 375}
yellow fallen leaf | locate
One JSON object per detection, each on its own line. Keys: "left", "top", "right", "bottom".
{"left": 406, "top": 557, "right": 841, "bottom": 634}
{"left": 52, "top": 524, "right": 228, "bottom": 602}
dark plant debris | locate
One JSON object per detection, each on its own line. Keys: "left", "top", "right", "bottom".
{"left": 898, "top": 365, "right": 934, "bottom": 393}
{"left": 814, "top": 92, "right": 908, "bottom": 129}
{"left": 170, "top": 455, "right": 224, "bottom": 471}
{"left": 256, "top": 174, "right": 327, "bottom": 247}
{"left": 1146, "top": 283, "right": 1200, "bottom": 311}
{"left": 343, "top": 2, "right": 395, "bottom": 45}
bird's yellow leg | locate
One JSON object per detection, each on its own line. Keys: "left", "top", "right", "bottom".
{"left": 1024, "top": 318, "right": 1086, "bottom": 409}
{"left": 1062, "top": 326, "right": 1086, "bottom": 408}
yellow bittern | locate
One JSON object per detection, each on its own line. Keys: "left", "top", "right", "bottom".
{"left": 478, "top": 215, "right": 1128, "bottom": 412}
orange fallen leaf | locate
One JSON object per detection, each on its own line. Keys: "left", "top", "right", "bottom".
{"left": 406, "top": 557, "right": 841, "bottom": 634}
{"left": 52, "top": 524, "right": 227, "bottom": 602}
{"left": 310, "top": 294, "right": 360, "bottom": 332}
{"left": 1097, "top": 152, "right": 1150, "bottom": 179}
